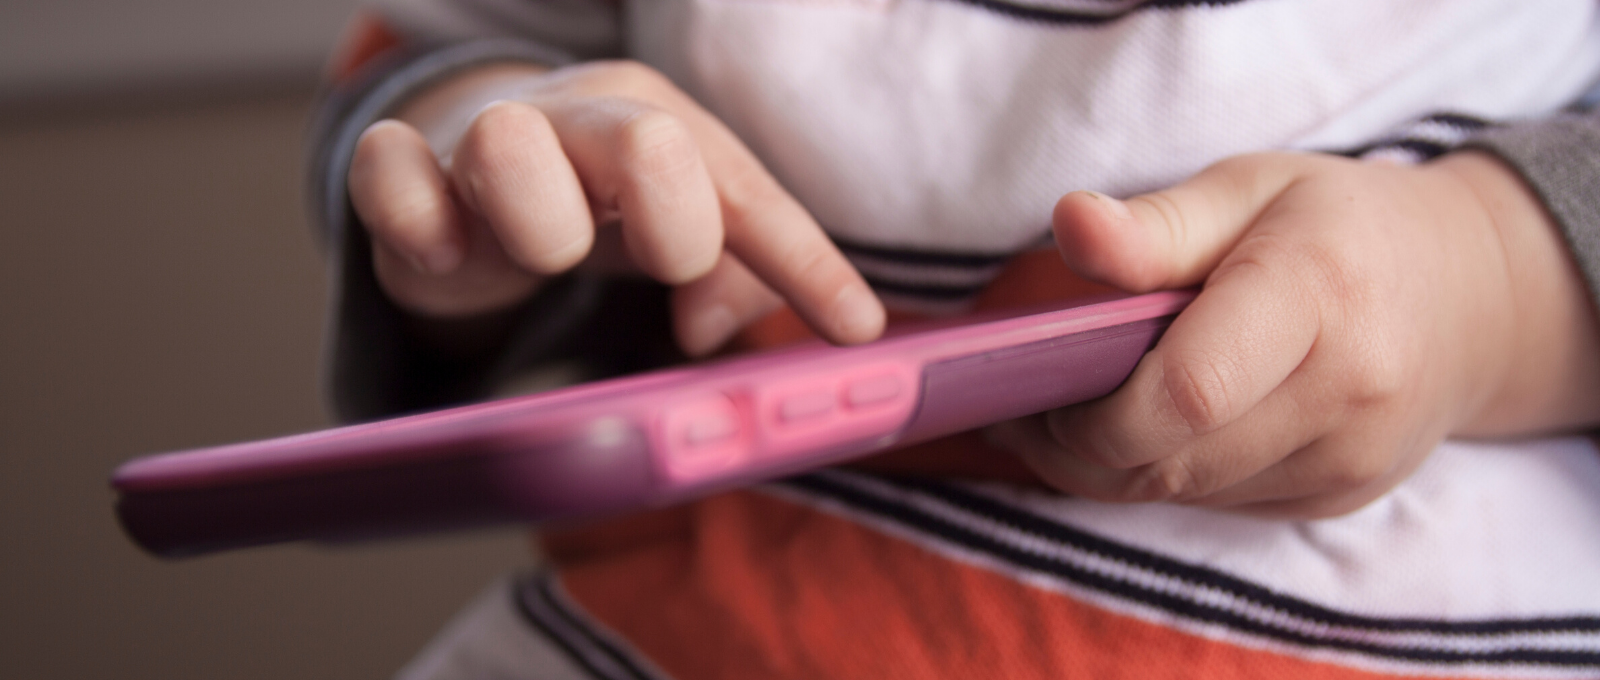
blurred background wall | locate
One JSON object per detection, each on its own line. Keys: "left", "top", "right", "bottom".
{"left": 0, "top": 2, "right": 533, "bottom": 677}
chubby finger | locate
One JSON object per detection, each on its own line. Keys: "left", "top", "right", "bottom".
{"left": 535, "top": 98, "right": 722, "bottom": 285}
{"left": 538, "top": 61, "right": 882, "bottom": 345}
{"left": 999, "top": 360, "right": 1329, "bottom": 504}
{"left": 1052, "top": 153, "right": 1308, "bottom": 292}
{"left": 530, "top": 60, "right": 881, "bottom": 345}
{"left": 989, "top": 416, "right": 1172, "bottom": 499}
{"left": 1044, "top": 247, "right": 1321, "bottom": 470}
{"left": 451, "top": 100, "right": 594, "bottom": 275}
{"left": 371, "top": 216, "right": 543, "bottom": 319}
{"left": 349, "top": 119, "right": 464, "bottom": 274}
{"left": 671, "top": 253, "right": 784, "bottom": 357}
{"left": 704, "top": 146, "right": 884, "bottom": 346}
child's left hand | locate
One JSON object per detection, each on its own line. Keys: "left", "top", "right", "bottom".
{"left": 991, "top": 151, "right": 1600, "bottom": 518}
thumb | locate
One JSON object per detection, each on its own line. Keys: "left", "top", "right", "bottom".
{"left": 1052, "top": 153, "right": 1307, "bottom": 292}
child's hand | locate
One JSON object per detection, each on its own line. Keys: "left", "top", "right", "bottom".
{"left": 346, "top": 60, "right": 884, "bottom": 356}
{"left": 993, "top": 151, "right": 1600, "bottom": 518}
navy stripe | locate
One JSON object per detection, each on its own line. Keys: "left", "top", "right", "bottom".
{"left": 862, "top": 275, "right": 987, "bottom": 301}
{"left": 514, "top": 574, "right": 659, "bottom": 680}
{"left": 513, "top": 578, "right": 617, "bottom": 680}
{"left": 535, "top": 576, "right": 660, "bottom": 680}
{"left": 1333, "top": 111, "right": 1499, "bottom": 159}
{"left": 1380, "top": 138, "right": 1453, "bottom": 160}
{"left": 1341, "top": 138, "right": 1451, "bottom": 161}
{"left": 777, "top": 473, "right": 1600, "bottom": 666}
{"left": 1418, "top": 112, "right": 1493, "bottom": 131}
{"left": 893, "top": 477, "right": 1600, "bottom": 636}
{"left": 945, "top": 0, "right": 1248, "bottom": 25}
{"left": 832, "top": 235, "right": 1013, "bottom": 269}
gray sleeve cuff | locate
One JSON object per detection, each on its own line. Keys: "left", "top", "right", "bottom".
{"left": 1462, "top": 113, "right": 1600, "bottom": 313}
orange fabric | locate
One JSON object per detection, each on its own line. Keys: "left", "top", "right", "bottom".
{"left": 547, "top": 491, "right": 1462, "bottom": 680}
{"left": 326, "top": 11, "right": 405, "bottom": 85}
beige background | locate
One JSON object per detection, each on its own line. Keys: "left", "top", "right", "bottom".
{"left": 0, "top": 0, "right": 357, "bottom": 103}
{"left": 0, "top": 68, "right": 532, "bottom": 680}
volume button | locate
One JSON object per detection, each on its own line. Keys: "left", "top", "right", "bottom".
{"left": 844, "top": 374, "right": 903, "bottom": 409}
{"left": 748, "top": 362, "right": 919, "bottom": 461}
{"left": 778, "top": 390, "right": 835, "bottom": 423}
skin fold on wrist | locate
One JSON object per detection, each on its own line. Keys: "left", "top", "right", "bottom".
{"left": 1431, "top": 151, "right": 1600, "bottom": 437}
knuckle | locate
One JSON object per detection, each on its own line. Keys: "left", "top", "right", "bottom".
{"left": 1344, "top": 345, "right": 1405, "bottom": 409}
{"left": 1294, "top": 245, "right": 1404, "bottom": 410}
{"left": 717, "top": 165, "right": 809, "bottom": 249}
{"left": 1137, "top": 191, "right": 1195, "bottom": 254}
{"left": 1304, "top": 239, "right": 1379, "bottom": 308}
{"left": 614, "top": 109, "right": 700, "bottom": 182}
{"left": 1121, "top": 458, "right": 1200, "bottom": 503}
{"left": 459, "top": 103, "right": 557, "bottom": 177}
{"left": 1161, "top": 351, "right": 1238, "bottom": 436}
{"left": 1214, "top": 231, "right": 1294, "bottom": 282}
{"left": 719, "top": 163, "right": 787, "bottom": 216}
{"left": 778, "top": 239, "right": 838, "bottom": 285}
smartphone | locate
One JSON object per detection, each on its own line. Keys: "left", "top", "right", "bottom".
{"left": 113, "top": 289, "right": 1193, "bottom": 557}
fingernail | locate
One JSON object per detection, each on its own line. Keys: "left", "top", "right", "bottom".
{"left": 834, "top": 287, "right": 885, "bottom": 343}
{"left": 1083, "top": 190, "right": 1133, "bottom": 221}
{"left": 688, "top": 304, "right": 737, "bottom": 356}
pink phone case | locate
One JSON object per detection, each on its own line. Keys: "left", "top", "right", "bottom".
{"left": 114, "top": 290, "right": 1194, "bottom": 557}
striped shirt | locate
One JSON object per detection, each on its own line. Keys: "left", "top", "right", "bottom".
{"left": 318, "top": 2, "right": 1600, "bottom": 677}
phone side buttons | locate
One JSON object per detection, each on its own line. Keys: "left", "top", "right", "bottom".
{"left": 656, "top": 392, "right": 748, "bottom": 483}
{"left": 778, "top": 389, "right": 835, "bottom": 423}
{"left": 750, "top": 363, "right": 920, "bottom": 460}
{"left": 844, "top": 374, "right": 902, "bottom": 409}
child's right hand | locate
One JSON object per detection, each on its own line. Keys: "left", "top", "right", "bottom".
{"left": 346, "top": 60, "right": 885, "bottom": 356}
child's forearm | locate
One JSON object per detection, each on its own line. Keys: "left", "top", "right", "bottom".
{"left": 1434, "top": 151, "right": 1600, "bottom": 437}
{"left": 1452, "top": 114, "right": 1600, "bottom": 436}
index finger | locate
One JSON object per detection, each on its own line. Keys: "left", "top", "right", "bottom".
{"left": 656, "top": 96, "right": 884, "bottom": 345}
{"left": 716, "top": 162, "right": 886, "bottom": 345}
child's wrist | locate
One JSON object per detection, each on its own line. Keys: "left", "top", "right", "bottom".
{"left": 1429, "top": 151, "right": 1600, "bottom": 436}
